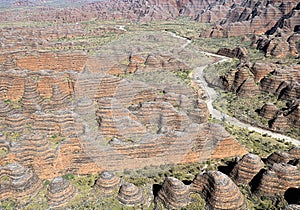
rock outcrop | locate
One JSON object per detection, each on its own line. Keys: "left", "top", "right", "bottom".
{"left": 221, "top": 61, "right": 299, "bottom": 134}
{"left": 252, "top": 32, "right": 300, "bottom": 58}
{"left": 117, "top": 182, "right": 145, "bottom": 206}
{"left": 230, "top": 153, "right": 265, "bottom": 185}
{"left": 96, "top": 171, "right": 121, "bottom": 195}
{"left": 217, "top": 46, "right": 249, "bottom": 61}
{"left": 0, "top": 163, "right": 42, "bottom": 202}
{"left": 157, "top": 177, "right": 190, "bottom": 209}
{"left": 255, "top": 163, "right": 300, "bottom": 196}
{"left": 266, "top": 151, "right": 291, "bottom": 165}
{"left": 190, "top": 171, "right": 248, "bottom": 210}
{"left": 201, "top": 0, "right": 300, "bottom": 40}
{"left": 258, "top": 103, "right": 279, "bottom": 120}
{"left": 46, "top": 177, "right": 77, "bottom": 209}
{"left": 221, "top": 64, "right": 260, "bottom": 97}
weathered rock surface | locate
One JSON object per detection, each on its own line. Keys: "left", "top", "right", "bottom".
{"left": 201, "top": 0, "right": 300, "bottom": 40}
{"left": 266, "top": 151, "right": 291, "bottom": 165}
{"left": 221, "top": 61, "right": 299, "bottom": 134}
{"left": 157, "top": 177, "right": 190, "bottom": 209}
{"left": 217, "top": 46, "right": 249, "bottom": 61}
{"left": 0, "top": 163, "right": 42, "bottom": 202}
{"left": 230, "top": 153, "right": 265, "bottom": 185}
{"left": 0, "top": 51, "right": 87, "bottom": 72}
{"left": 221, "top": 64, "right": 260, "bottom": 97}
{"left": 252, "top": 32, "right": 300, "bottom": 58}
{"left": 46, "top": 177, "right": 77, "bottom": 209}
{"left": 117, "top": 182, "right": 145, "bottom": 206}
{"left": 255, "top": 163, "right": 300, "bottom": 196}
{"left": 258, "top": 103, "right": 279, "bottom": 120}
{"left": 190, "top": 171, "right": 248, "bottom": 210}
{"left": 96, "top": 171, "right": 121, "bottom": 195}
{"left": 283, "top": 205, "right": 300, "bottom": 210}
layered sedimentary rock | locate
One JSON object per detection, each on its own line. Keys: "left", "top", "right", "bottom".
{"left": 221, "top": 65, "right": 259, "bottom": 97}
{"left": 0, "top": 4, "right": 251, "bottom": 183}
{"left": 20, "top": 79, "right": 44, "bottom": 113}
{"left": 230, "top": 153, "right": 265, "bottom": 185}
{"left": 252, "top": 32, "right": 300, "bottom": 58}
{"left": 201, "top": 1, "right": 300, "bottom": 39}
{"left": 255, "top": 163, "right": 300, "bottom": 196}
{"left": 0, "top": 50, "right": 87, "bottom": 71}
{"left": 0, "top": 100, "right": 14, "bottom": 117}
{"left": 0, "top": 70, "right": 76, "bottom": 101}
{"left": 221, "top": 60, "right": 299, "bottom": 133}
{"left": 31, "top": 110, "right": 84, "bottom": 137}
{"left": 10, "top": 133, "right": 56, "bottom": 178}
{"left": 0, "top": 0, "right": 227, "bottom": 23}
{"left": 269, "top": 100, "right": 300, "bottom": 132}
{"left": 117, "top": 183, "right": 144, "bottom": 206}
{"left": 266, "top": 151, "right": 291, "bottom": 165}
{"left": 0, "top": 133, "right": 9, "bottom": 166}
{"left": 157, "top": 177, "right": 190, "bottom": 209}
{"left": 283, "top": 205, "right": 300, "bottom": 210}
{"left": 0, "top": 163, "right": 42, "bottom": 202}
{"left": 5, "top": 113, "right": 32, "bottom": 132}
{"left": 46, "top": 177, "right": 77, "bottom": 209}
{"left": 258, "top": 103, "right": 279, "bottom": 120}
{"left": 190, "top": 171, "right": 248, "bottom": 210}
{"left": 15, "top": 51, "right": 87, "bottom": 72}
{"left": 96, "top": 171, "right": 121, "bottom": 195}
{"left": 288, "top": 147, "right": 300, "bottom": 159}
{"left": 217, "top": 46, "right": 249, "bottom": 61}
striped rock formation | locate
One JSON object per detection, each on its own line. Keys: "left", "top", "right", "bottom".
{"left": 0, "top": 133, "right": 9, "bottom": 165}
{"left": 46, "top": 177, "right": 77, "bottom": 209}
{"left": 31, "top": 111, "right": 84, "bottom": 137}
{"left": 283, "top": 205, "right": 300, "bottom": 210}
{"left": 288, "top": 147, "right": 300, "bottom": 159}
{"left": 20, "top": 79, "right": 44, "bottom": 113}
{"left": 0, "top": 70, "right": 76, "bottom": 101}
{"left": 0, "top": 100, "right": 14, "bottom": 117}
{"left": 266, "top": 151, "right": 291, "bottom": 165}
{"left": 46, "top": 84, "right": 72, "bottom": 111}
{"left": 10, "top": 133, "right": 56, "bottom": 178}
{"left": 191, "top": 171, "right": 248, "bottom": 210}
{"left": 255, "top": 163, "right": 300, "bottom": 196}
{"left": 96, "top": 171, "right": 121, "bottom": 195}
{"left": 230, "top": 153, "right": 265, "bottom": 185}
{"left": 117, "top": 182, "right": 145, "bottom": 206}
{"left": 258, "top": 103, "right": 279, "bottom": 120}
{"left": 0, "top": 163, "right": 42, "bottom": 202}
{"left": 14, "top": 51, "right": 87, "bottom": 72}
{"left": 5, "top": 113, "right": 32, "bottom": 132}
{"left": 157, "top": 177, "right": 190, "bottom": 209}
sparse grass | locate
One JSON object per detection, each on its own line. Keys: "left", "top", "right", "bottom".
{"left": 0, "top": 147, "right": 8, "bottom": 157}
{"left": 210, "top": 118, "right": 293, "bottom": 158}
{"left": 204, "top": 54, "right": 299, "bottom": 138}
{"left": 48, "top": 134, "right": 66, "bottom": 149}
{"left": 239, "top": 184, "right": 288, "bottom": 210}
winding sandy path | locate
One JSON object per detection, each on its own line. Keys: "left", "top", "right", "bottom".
{"left": 167, "top": 33, "right": 300, "bottom": 146}
{"left": 193, "top": 57, "right": 300, "bottom": 146}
